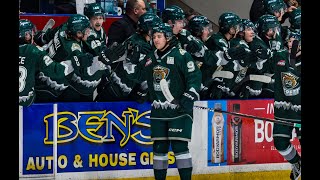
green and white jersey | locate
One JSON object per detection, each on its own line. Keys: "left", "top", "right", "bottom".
{"left": 19, "top": 44, "right": 71, "bottom": 106}
{"left": 37, "top": 25, "right": 106, "bottom": 97}
{"left": 272, "top": 50, "right": 301, "bottom": 123}
{"left": 178, "top": 29, "right": 206, "bottom": 57}
{"left": 124, "top": 45, "right": 201, "bottom": 119}
{"left": 83, "top": 27, "right": 108, "bottom": 56}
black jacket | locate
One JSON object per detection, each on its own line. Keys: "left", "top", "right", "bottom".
{"left": 107, "top": 14, "right": 137, "bottom": 47}
{"left": 249, "top": 0, "right": 265, "bottom": 23}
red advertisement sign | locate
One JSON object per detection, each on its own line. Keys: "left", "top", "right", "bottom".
{"left": 227, "top": 99, "right": 301, "bottom": 165}
{"left": 19, "top": 14, "right": 120, "bottom": 35}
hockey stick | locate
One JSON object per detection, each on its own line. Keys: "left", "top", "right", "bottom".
{"left": 160, "top": 79, "right": 301, "bottom": 128}
{"left": 160, "top": 79, "right": 175, "bottom": 103}
{"left": 232, "top": 74, "right": 273, "bottom": 93}
{"left": 42, "top": 18, "right": 55, "bottom": 32}
{"left": 248, "top": 74, "right": 273, "bottom": 83}
{"left": 212, "top": 70, "right": 234, "bottom": 79}
{"left": 193, "top": 105, "right": 301, "bottom": 128}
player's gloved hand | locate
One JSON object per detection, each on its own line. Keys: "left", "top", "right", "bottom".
{"left": 176, "top": 91, "right": 199, "bottom": 114}
{"left": 129, "top": 82, "right": 149, "bottom": 104}
{"left": 74, "top": 53, "right": 93, "bottom": 67}
{"left": 255, "top": 46, "right": 272, "bottom": 60}
{"left": 34, "top": 31, "right": 46, "bottom": 46}
{"left": 127, "top": 43, "right": 151, "bottom": 64}
{"left": 224, "top": 47, "right": 247, "bottom": 61}
{"left": 242, "top": 51, "right": 257, "bottom": 66}
{"left": 186, "top": 40, "right": 202, "bottom": 54}
{"left": 98, "top": 43, "right": 125, "bottom": 65}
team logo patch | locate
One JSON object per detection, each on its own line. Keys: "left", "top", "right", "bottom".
{"left": 71, "top": 43, "right": 81, "bottom": 52}
{"left": 167, "top": 56, "right": 174, "bottom": 64}
{"left": 179, "top": 48, "right": 186, "bottom": 55}
{"left": 153, "top": 65, "right": 170, "bottom": 91}
{"left": 281, "top": 72, "right": 300, "bottom": 96}
{"left": 277, "top": 60, "right": 285, "bottom": 66}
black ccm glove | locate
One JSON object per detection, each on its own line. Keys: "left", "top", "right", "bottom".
{"left": 33, "top": 31, "right": 47, "bottom": 46}
{"left": 224, "top": 46, "right": 247, "bottom": 61}
{"left": 255, "top": 46, "right": 272, "bottom": 60}
{"left": 186, "top": 40, "right": 202, "bottom": 54}
{"left": 127, "top": 43, "right": 152, "bottom": 64}
{"left": 98, "top": 42, "right": 125, "bottom": 65}
{"left": 173, "top": 91, "right": 199, "bottom": 114}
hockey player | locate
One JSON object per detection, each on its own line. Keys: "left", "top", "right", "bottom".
{"left": 95, "top": 12, "right": 162, "bottom": 102}
{"left": 230, "top": 19, "right": 272, "bottom": 99}
{"left": 123, "top": 22, "right": 201, "bottom": 180}
{"left": 203, "top": 12, "right": 250, "bottom": 99}
{"left": 256, "top": 14, "right": 301, "bottom": 180}
{"left": 263, "top": 0, "right": 288, "bottom": 22}
{"left": 161, "top": 5, "right": 206, "bottom": 62}
{"left": 34, "top": 14, "right": 124, "bottom": 102}
{"left": 83, "top": 2, "right": 108, "bottom": 56}
{"left": 19, "top": 19, "right": 73, "bottom": 106}
{"left": 187, "top": 15, "right": 234, "bottom": 100}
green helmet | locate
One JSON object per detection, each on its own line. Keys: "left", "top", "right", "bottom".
{"left": 218, "top": 12, "right": 241, "bottom": 33}
{"left": 152, "top": 23, "right": 174, "bottom": 41}
{"left": 162, "top": 5, "right": 185, "bottom": 23}
{"left": 188, "top": 15, "right": 211, "bottom": 37}
{"left": 137, "top": 12, "right": 162, "bottom": 34}
{"left": 256, "top": 14, "right": 280, "bottom": 34}
{"left": 288, "top": 30, "right": 301, "bottom": 41}
{"left": 84, "top": 3, "right": 105, "bottom": 19}
{"left": 289, "top": 7, "right": 301, "bottom": 30}
{"left": 66, "top": 14, "right": 90, "bottom": 36}
{"left": 240, "top": 19, "right": 256, "bottom": 32}
{"left": 19, "top": 19, "right": 36, "bottom": 44}
{"left": 263, "top": 0, "right": 286, "bottom": 15}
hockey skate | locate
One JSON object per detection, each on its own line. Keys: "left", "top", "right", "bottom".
{"left": 290, "top": 160, "right": 301, "bottom": 180}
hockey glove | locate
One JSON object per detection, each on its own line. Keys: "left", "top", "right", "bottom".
{"left": 242, "top": 51, "right": 257, "bottom": 66}
{"left": 34, "top": 31, "right": 46, "bottom": 46}
{"left": 255, "top": 46, "right": 272, "bottom": 60}
{"left": 98, "top": 43, "right": 125, "bottom": 65}
{"left": 178, "top": 91, "right": 199, "bottom": 114}
{"left": 127, "top": 43, "right": 152, "bottom": 64}
{"left": 186, "top": 40, "right": 202, "bottom": 54}
{"left": 129, "top": 83, "right": 149, "bottom": 104}
{"left": 224, "top": 47, "right": 247, "bottom": 61}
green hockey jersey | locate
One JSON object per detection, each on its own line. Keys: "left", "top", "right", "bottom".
{"left": 19, "top": 44, "right": 73, "bottom": 106}
{"left": 124, "top": 45, "right": 201, "bottom": 119}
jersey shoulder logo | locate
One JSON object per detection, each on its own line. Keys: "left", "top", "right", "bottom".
{"left": 71, "top": 43, "right": 81, "bottom": 52}
{"left": 277, "top": 60, "right": 285, "bottom": 66}
{"left": 167, "top": 56, "right": 174, "bottom": 64}
{"left": 179, "top": 48, "right": 186, "bottom": 55}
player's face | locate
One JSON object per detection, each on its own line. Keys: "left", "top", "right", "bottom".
{"left": 244, "top": 27, "right": 255, "bottom": 42}
{"left": 274, "top": 8, "right": 285, "bottom": 21}
{"left": 90, "top": 16, "right": 104, "bottom": 31}
{"left": 76, "top": 28, "right": 90, "bottom": 41}
{"left": 24, "top": 30, "right": 34, "bottom": 44}
{"left": 153, "top": 32, "right": 168, "bottom": 50}
{"left": 229, "top": 24, "right": 240, "bottom": 38}
{"left": 172, "top": 19, "right": 185, "bottom": 34}
{"left": 266, "top": 26, "right": 279, "bottom": 39}
{"left": 201, "top": 24, "right": 213, "bottom": 42}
